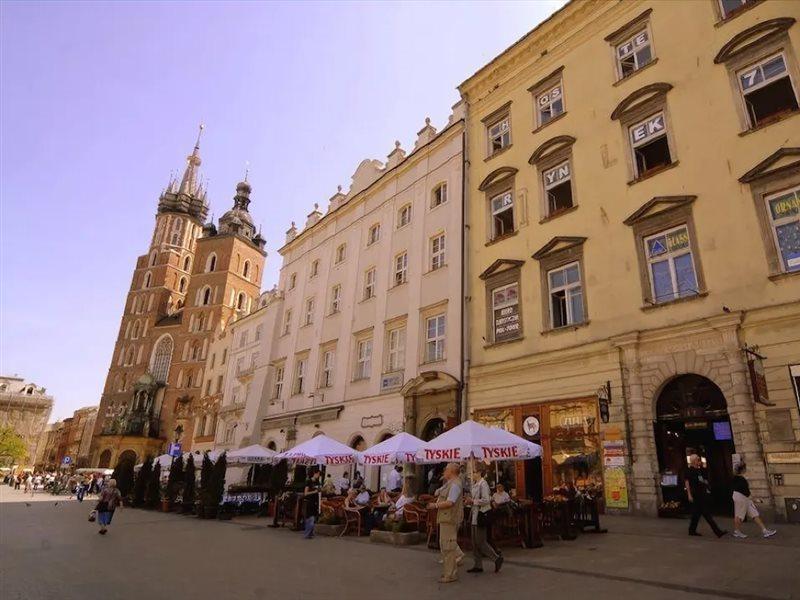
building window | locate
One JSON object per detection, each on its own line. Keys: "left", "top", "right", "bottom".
{"left": 765, "top": 186, "right": 800, "bottom": 273}
{"left": 431, "top": 183, "right": 448, "bottom": 209}
{"left": 543, "top": 161, "right": 573, "bottom": 216}
{"left": 273, "top": 365, "right": 284, "bottom": 399}
{"left": 237, "top": 292, "right": 247, "bottom": 311}
{"left": 398, "top": 204, "right": 412, "bottom": 228}
{"left": 629, "top": 112, "right": 672, "bottom": 179}
{"left": 202, "top": 287, "right": 212, "bottom": 306}
{"left": 367, "top": 223, "right": 381, "bottom": 246}
{"left": 491, "top": 191, "right": 515, "bottom": 239}
{"left": 355, "top": 339, "right": 372, "bottom": 380}
{"left": 386, "top": 327, "right": 406, "bottom": 372}
{"left": 282, "top": 309, "right": 292, "bottom": 335}
{"left": 330, "top": 284, "right": 342, "bottom": 314}
{"left": 425, "top": 314, "right": 446, "bottom": 363}
{"left": 143, "top": 272, "right": 152, "bottom": 289}
{"left": 548, "top": 262, "right": 584, "bottom": 328}
{"left": 288, "top": 273, "right": 297, "bottom": 290}
{"left": 335, "top": 243, "right": 346, "bottom": 264}
{"left": 719, "top": 0, "right": 757, "bottom": 19}
{"left": 239, "top": 330, "right": 248, "bottom": 348}
{"left": 151, "top": 336, "right": 173, "bottom": 383}
{"left": 615, "top": 28, "right": 652, "bottom": 79}
{"left": 363, "top": 268, "right": 376, "bottom": 300}
{"left": 304, "top": 297, "right": 315, "bottom": 326}
{"left": 310, "top": 259, "right": 319, "bottom": 278}
{"left": 170, "top": 218, "right": 184, "bottom": 246}
{"left": 487, "top": 115, "right": 511, "bottom": 156}
{"left": 645, "top": 225, "right": 699, "bottom": 303}
{"left": 206, "top": 253, "right": 217, "bottom": 273}
{"left": 183, "top": 256, "right": 191, "bottom": 271}
{"left": 293, "top": 358, "right": 307, "bottom": 395}
{"left": 536, "top": 82, "right": 564, "bottom": 127}
{"left": 320, "top": 350, "right": 334, "bottom": 388}
{"left": 243, "top": 260, "right": 251, "bottom": 279}
{"left": 738, "top": 53, "right": 798, "bottom": 129}
{"left": 430, "top": 234, "right": 446, "bottom": 271}
{"left": 178, "top": 277, "right": 187, "bottom": 293}
{"left": 149, "top": 251, "right": 157, "bottom": 267}
{"left": 394, "top": 252, "right": 408, "bottom": 286}
{"left": 491, "top": 282, "right": 521, "bottom": 343}
{"left": 255, "top": 324, "right": 262, "bottom": 341}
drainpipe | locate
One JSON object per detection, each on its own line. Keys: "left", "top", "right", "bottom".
{"left": 459, "top": 116, "right": 470, "bottom": 425}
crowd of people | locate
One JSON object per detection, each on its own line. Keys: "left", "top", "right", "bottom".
{"left": 3, "top": 470, "right": 109, "bottom": 501}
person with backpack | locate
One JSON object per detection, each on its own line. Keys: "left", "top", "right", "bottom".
{"left": 731, "top": 463, "right": 776, "bottom": 539}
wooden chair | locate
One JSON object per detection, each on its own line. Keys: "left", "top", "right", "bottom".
{"left": 343, "top": 505, "right": 364, "bottom": 537}
{"left": 426, "top": 506, "right": 439, "bottom": 549}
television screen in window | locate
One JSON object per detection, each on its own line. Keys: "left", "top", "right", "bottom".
{"left": 713, "top": 421, "right": 733, "bottom": 441}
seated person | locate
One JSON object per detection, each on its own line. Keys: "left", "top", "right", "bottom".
{"left": 492, "top": 483, "right": 511, "bottom": 507}
{"left": 355, "top": 486, "right": 371, "bottom": 506}
{"left": 321, "top": 474, "right": 337, "bottom": 497}
{"left": 372, "top": 487, "right": 394, "bottom": 523}
{"left": 387, "top": 481, "right": 415, "bottom": 522}
{"left": 345, "top": 488, "right": 372, "bottom": 533}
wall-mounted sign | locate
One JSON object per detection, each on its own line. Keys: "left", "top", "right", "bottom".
{"left": 522, "top": 416, "right": 540, "bottom": 437}
{"left": 745, "top": 347, "right": 774, "bottom": 406}
{"left": 380, "top": 373, "right": 403, "bottom": 392}
{"left": 361, "top": 415, "right": 384, "bottom": 429}
{"left": 494, "top": 304, "right": 520, "bottom": 342}
{"left": 604, "top": 467, "right": 629, "bottom": 509}
{"left": 685, "top": 420, "right": 707, "bottom": 430}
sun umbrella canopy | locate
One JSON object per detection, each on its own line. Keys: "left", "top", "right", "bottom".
{"left": 277, "top": 434, "right": 358, "bottom": 466}
{"left": 227, "top": 444, "right": 277, "bottom": 465}
{"left": 358, "top": 432, "right": 425, "bottom": 466}
{"left": 417, "top": 420, "right": 540, "bottom": 463}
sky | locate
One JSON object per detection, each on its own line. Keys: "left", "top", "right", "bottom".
{"left": 0, "top": 0, "right": 565, "bottom": 420}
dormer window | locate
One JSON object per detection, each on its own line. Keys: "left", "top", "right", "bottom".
{"left": 367, "top": 223, "right": 381, "bottom": 246}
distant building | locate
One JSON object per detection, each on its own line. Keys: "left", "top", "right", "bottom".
{"left": 0, "top": 376, "right": 53, "bottom": 467}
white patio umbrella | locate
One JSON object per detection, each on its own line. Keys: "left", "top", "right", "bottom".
{"left": 416, "top": 419, "right": 541, "bottom": 463}
{"left": 227, "top": 444, "right": 277, "bottom": 465}
{"left": 358, "top": 432, "right": 425, "bottom": 466}
{"left": 134, "top": 450, "right": 220, "bottom": 471}
{"left": 277, "top": 434, "right": 358, "bottom": 466}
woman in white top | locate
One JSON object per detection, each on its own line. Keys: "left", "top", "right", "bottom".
{"left": 467, "top": 465, "right": 503, "bottom": 574}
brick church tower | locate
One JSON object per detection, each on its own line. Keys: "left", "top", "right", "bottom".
{"left": 90, "top": 128, "right": 266, "bottom": 468}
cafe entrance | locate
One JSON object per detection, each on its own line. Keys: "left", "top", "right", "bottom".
{"left": 653, "top": 374, "right": 735, "bottom": 515}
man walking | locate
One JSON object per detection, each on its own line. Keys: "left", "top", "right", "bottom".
{"left": 303, "top": 470, "right": 321, "bottom": 539}
{"left": 685, "top": 454, "right": 727, "bottom": 538}
{"left": 428, "top": 463, "right": 463, "bottom": 584}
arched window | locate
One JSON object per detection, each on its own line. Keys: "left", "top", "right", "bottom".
{"left": 149, "top": 251, "right": 158, "bottom": 267}
{"left": 150, "top": 335, "right": 173, "bottom": 383}
{"left": 243, "top": 260, "right": 251, "bottom": 279}
{"left": 202, "top": 287, "right": 212, "bottom": 306}
{"left": 254, "top": 265, "right": 259, "bottom": 282}
{"left": 143, "top": 272, "right": 152, "bottom": 289}
{"left": 120, "top": 373, "right": 127, "bottom": 392}
{"left": 191, "top": 341, "right": 200, "bottom": 361}
{"left": 170, "top": 218, "right": 184, "bottom": 246}
{"left": 131, "top": 321, "right": 141, "bottom": 339}
{"left": 236, "top": 253, "right": 241, "bottom": 271}
{"left": 183, "top": 256, "right": 191, "bottom": 272}
{"left": 206, "top": 253, "right": 217, "bottom": 273}
{"left": 179, "top": 277, "right": 187, "bottom": 293}
{"left": 98, "top": 450, "right": 112, "bottom": 469}
{"left": 198, "top": 415, "right": 208, "bottom": 437}
{"left": 237, "top": 292, "right": 246, "bottom": 310}
{"left": 125, "top": 348, "right": 135, "bottom": 366}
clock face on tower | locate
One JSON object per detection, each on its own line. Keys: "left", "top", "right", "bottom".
{"left": 523, "top": 416, "right": 540, "bottom": 437}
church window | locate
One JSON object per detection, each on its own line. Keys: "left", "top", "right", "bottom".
{"left": 143, "top": 272, "right": 152, "bottom": 289}
{"left": 243, "top": 260, "right": 251, "bottom": 279}
{"left": 151, "top": 336, "right": 173, "bottom": 383}
{"left": 201, "top": 287, "right": 212, "bottom": 306}
{"left": 237, "top": 293, "right": 247, "bottom": 310}
{"left": 183, "top": 256, "right": 191, "bottom": 272}
{"left": 170, "top": 218, "right": 184, "bottom": 246}
{"left": 179, "top": 277, "right": 187, "bottom": 293}
{"left": 206, "top": 253, "right": 217, "bottom": 273}
{"left": 149, "top": 251, "right": 157, "bottom": 267}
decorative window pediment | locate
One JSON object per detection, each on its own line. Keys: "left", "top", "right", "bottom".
{"left": 611, "top": 82, "right": 673, "bottom": 121}
{"left": 714, "top": 18, "right": 796, "bottom": 64}
{"left": 479, "top": 258, "right": 524, "bottom": 280}
{"left": 528, "top": 135, "right": 576, "bottom": 165}
{"left": 532, "top": 236, "right": 587, "bottom": 261}
{"left": 739, "top": 147, "right": 800, "bottom": 183}
{"left": 623, "top": 195, "right": 697, "bottom": 226}
{"left": 478, "top": 167, "right": 518, "bottom": 192}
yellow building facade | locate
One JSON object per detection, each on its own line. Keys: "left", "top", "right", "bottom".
{"left": 460, "top": 0, "right": 800, "bottom": 519}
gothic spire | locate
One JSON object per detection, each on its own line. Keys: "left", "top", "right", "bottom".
{"left": 178, "top": 124, "right": 204, "bottom": 196}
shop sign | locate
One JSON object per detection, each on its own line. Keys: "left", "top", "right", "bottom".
{"left": 685, "top": 421, "right": 707, "bottom": 430}
{"left": 745, "top": 347, "right": 774, "bottom": 406}
{"left": 766, "top": 452, "right": 800, "bottom": 464}
{"left": 603, "top": 440, "right": 625, "bottom": 468}
{"left": 361, "top": 414, "right": 383, "bottom": 429}
{"left": 630, "top": 112, "right": 664, "bottom": 145}
{"left": 494, "top": 304, "right": 520, "bottom": 342}
{"left": 522, "top": 416, "right": 540, "bottom": 437}
{"left": 604, "top": 467, "right": 629, "bottom": 509}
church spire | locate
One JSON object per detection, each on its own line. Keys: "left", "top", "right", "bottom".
{"left": 178, "top": 124, "right": 204, "bottom": 196}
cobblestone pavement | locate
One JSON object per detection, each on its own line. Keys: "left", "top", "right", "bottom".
{"left": 2, "top": 486, "right": 798, "bottom": 600}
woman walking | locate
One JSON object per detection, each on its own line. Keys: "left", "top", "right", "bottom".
{"left": 467, "top": 464, "right": 503, "bottom": 575}
{"left": 95, "top": 479, "right": 122, "bottom": 535}
{"left": 732, "top": 463, "right": 776, "bottom": 539}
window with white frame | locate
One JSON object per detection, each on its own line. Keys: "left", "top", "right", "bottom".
{"left": 615, "top": 28, "right": 652, "bottom": 79}
{"left": 491, "top": 191, "right": 515, "bottom": 239}
{"left": 765, "top": 186, "right": 800, "bottom": 273}
{"left": 398, "top": 204, "right": 412, "bottom": 228}
{"left": 737, "top": 53, "right": 799, "bottom": 129}
{"left": 425, "top": 314, "right": 446, "bottom": 363}
{"left": 719, "top": 0, "right": 756, "bottom": 19}
{"left": 536, "top": 82, "right": 564, "bottom": 127}
{"left": 320, "top": 350, "right": 335, "bottom": 388}
{"left": 335, "top": 243, "right": 346, "bottom": 264}
{"left": 492, "top": 282, "right": 521, "bottom": 342}
{"left": 363, "top": 268, "right": 376, "bottom": 300}
{"left": 310, "top": 259, "right": 320, "bottom": 278}
{"left": 430, "top": 234, "right": 446, "bottom": 271}
{"left": 548, "top": 262, "right": 584, "bottom": 328}
{"left": 273, "top": 365, "right": 284, "bottom": 399}
{"left": 394, "top": 252, "right": 408, "bottom": 286}
{"left": 386, "top": 327, "right": 406, "bottom": 372}
{"left": 644, "top": 225, "right": 699, "bottom": 303}
{"left": 629, "top": 112, "right": 672, "bottom": 178}
{"left": 330, "top": 284, "right": 342, "bottom": 313}
{"left": 367, "top": 223, "right": 381, "bottom": 246}
{"left": 487, "top": 115, "right": 511, "bottom": 155}
{"left": 355, "top": 338, "right": 372, "bottom": 380}
{"left": 432, "top": 183, "right": 448, "bottom": 208}
{"left": 543, "top": 161, "right": 574, "bottom": 215}
{"left": 304, "top": 297, "right": 315, "bottom": 326}
{"left": 294, "top": 358, "right": 307, "bottom": 394}
{"left": 282, "top": 309, "right": 292, "bottom": 335}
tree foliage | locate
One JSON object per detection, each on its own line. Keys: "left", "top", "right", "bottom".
{"left": 198, "top": 452, "right": 214, "bottom": 513}
{"left": 133, "top": 457, "right": 153, "bottom": 507}
{"left": 145, "top": 462, "right": 162, "bottom": 509}
{"left": 0, "top": 426, "right": 28, "bottom": 465}
{"left": 165, "top": 455, "right": 184, "bottom": 506}
{"left": 210, "top": 452, "right": 227, "bottom": 509}
{"left": 182, "top": 454, "right": 196, "bottom": 513}
{"left": 111, "top": 457, "right": 135, "bottom": 501}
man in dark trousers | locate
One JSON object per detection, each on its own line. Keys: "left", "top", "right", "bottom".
{"left": 685, "top": 454, "right": 727, "bottom": 538}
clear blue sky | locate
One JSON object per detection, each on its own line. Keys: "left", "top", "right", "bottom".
{"left": 0, "top": 0, "right": 565, "bottom": 419}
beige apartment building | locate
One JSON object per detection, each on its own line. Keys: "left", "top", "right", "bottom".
{"left": 461, "top": 0, "right": 800, "bottom": 519}
{"left": 257, "top": 108, "right": 465, "bottom": 488}
{"left": 0, "top": 376, "right": 53, "bottom": 468}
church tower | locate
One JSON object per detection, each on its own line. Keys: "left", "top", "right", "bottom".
{"left": 90, "top": 128, "right": 265, "bottom": 468}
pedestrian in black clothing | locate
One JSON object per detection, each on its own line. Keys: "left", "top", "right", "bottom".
{"left": 685, "top": 454, "right": 727, "bottom": 538}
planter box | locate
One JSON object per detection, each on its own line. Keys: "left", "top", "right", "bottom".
{"left": 370, "top": 529, "right": 421, "bottom": 546}
{"left": 315, "top": 523, "right": 345, "bottom": 537}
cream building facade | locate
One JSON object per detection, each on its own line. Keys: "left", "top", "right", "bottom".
{"left": 255, "top": 108, "right": 465, "bottom": 488}
{"left": 460, "top": 0, "right": 800, "bottom": 519}
{"left": 0, "top": 376, "right": 53, "bottom": 468}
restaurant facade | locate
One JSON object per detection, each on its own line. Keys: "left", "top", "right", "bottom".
{"left": 460, "top": 0, "right": 800, "bottom": 519}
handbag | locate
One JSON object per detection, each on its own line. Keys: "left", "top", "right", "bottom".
{"left": 88, "top": 510, "right": 97, "bottom": 523}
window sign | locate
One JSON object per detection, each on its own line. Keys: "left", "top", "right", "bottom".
{"left": 537, "top": 83, "right": 564, "bottom": 125}
{"left": 740, "top": 55, "right": 787, "bottom": 92}
{"left": 630, "top": 113, "right": 665, "bottom": 146}
{"left": 645, "top": 225, "right": 698, "bottom": 303}
{"left": 766, "top": 187, "right": 800, "bottom": 272}
{"left": 492, "top": 282, "right": 521, "bottom": 342}
{"left": 544, "top": 162, "right": 570, "bottom": 187}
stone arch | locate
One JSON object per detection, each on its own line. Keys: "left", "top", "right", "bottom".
{"left": 349, "top": 434, "right": 366, "bottom": 451}
{"left": 373, "top": 430, "right": 394, "bottom": 445}
{"left": 117, "top": 449, "right": 137, "bottom": 466}
{"left": 98, "top": 449, "right": 112, "bottom": 469}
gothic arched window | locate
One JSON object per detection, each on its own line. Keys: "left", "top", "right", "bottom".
{"left": 243, "top": 260, "right": 251, "bottom": 279}
{"left": 143, "top": 272, "right": 152, "bottom": 289}
{"left": 202, "top": 287, "right": 212, "bottom": 306}
{"left": 206, "top": 253, "right": 217, "bottom": 273}
{"left": 179, "top": 277, "right": 187, "bottom": 293}
{"left": 151, "top": 335, "right": 174, "bottom": 383}
{"left": 237, "top": 293, "right": 246, "bottom": 310}
{"left": 183, "top": 256, "right": 191, "bottom": 272}
{"left": 170, "top": 218, "right": 184, "bottom": 246}
{"left": 149, "top": 251, "right": 158, "bottom": 267}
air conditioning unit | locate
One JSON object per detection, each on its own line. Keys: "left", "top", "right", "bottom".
{"left": 786, "top": 498, "right": 800, "bottom": 523}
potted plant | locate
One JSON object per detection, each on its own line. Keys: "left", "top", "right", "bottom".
{"left": 370, "top": 518, "right": 421, "bottom": 545}
{"left": 198, "top": 452, "right": 215, "bottom": 518}
{"left": 165, "top": 455, "right": 184, "bottom": 511}
{"left": 132, "top": 457, "right": 152, "bottom": 508}
{"left": 182, "top": 454, "right": 196, "bottom": 515}
{"left": 111, "top": 457, "right": 135, "bottom": 506}
{"left": 144, "top": 462, "right": 161, "bottom": 510}
{"left": 315, "top": 513, "right": 345, "bottom": 537}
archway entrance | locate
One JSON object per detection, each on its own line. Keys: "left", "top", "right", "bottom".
{"left": 654, "top": 374, "right": 735, "bottom": 514}
{"left": 117, "top": 450, "right": 137, "bottom": 467}
{"left": 420, "top": 418, "right": 445, "bottom": 494}
{"left": 98, "top": 449, "right": 112, "bottom": 469}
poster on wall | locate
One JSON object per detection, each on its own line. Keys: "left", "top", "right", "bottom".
{"left": 604, "top": 467, "right": 629, "bottom": 509}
